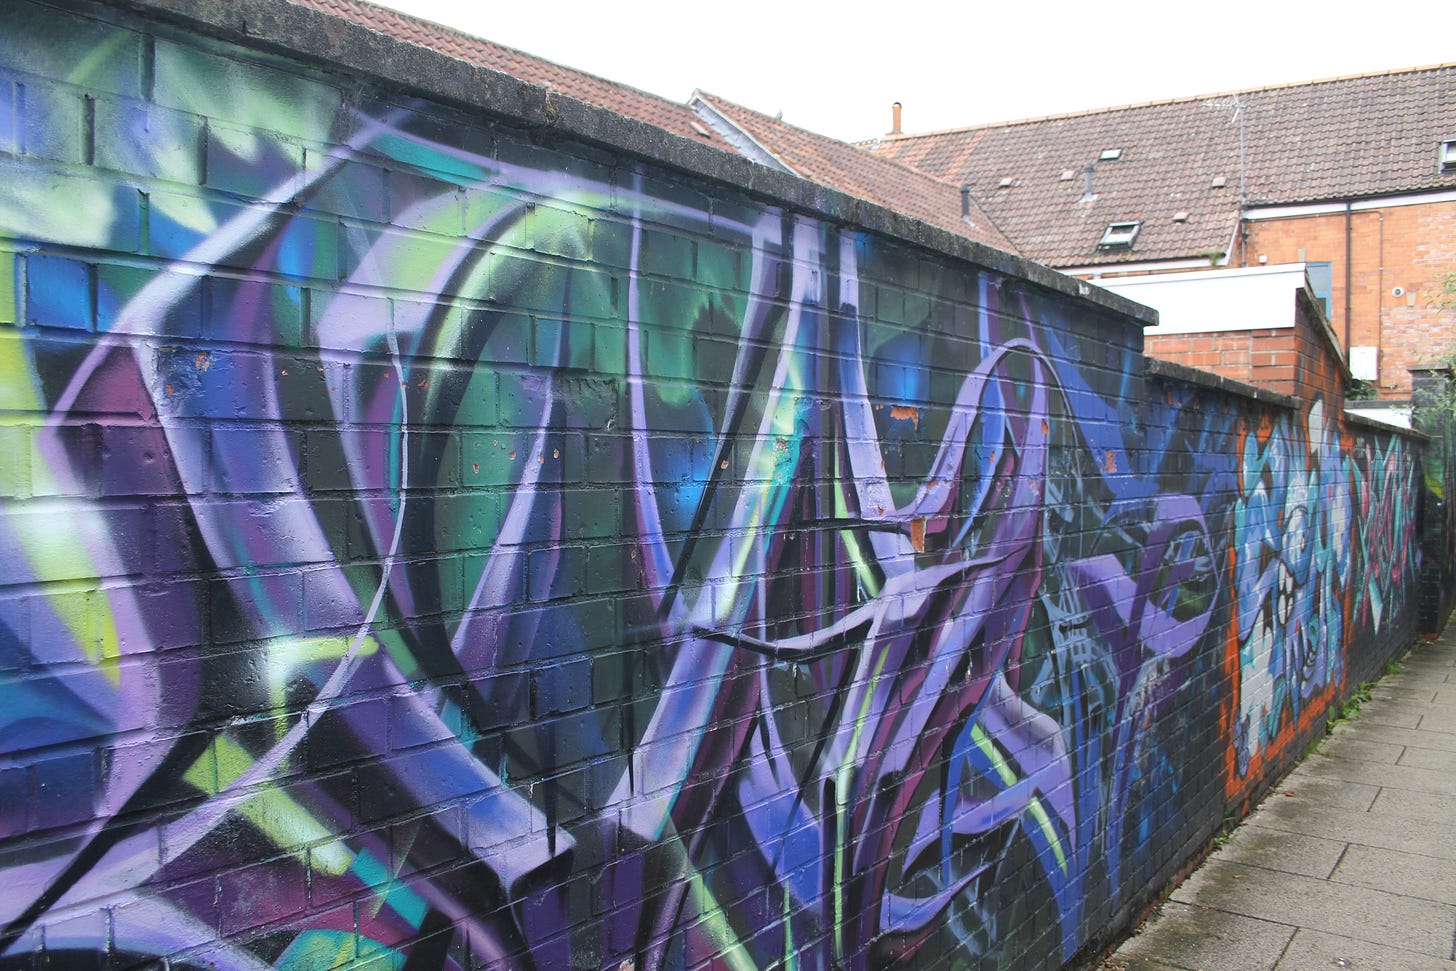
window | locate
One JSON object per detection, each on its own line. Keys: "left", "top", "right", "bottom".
{"left": 1098, "top": 221, "right": 1141, "bottom": 248}
{"left": 1441, "top": 139, "right": 1456, "bottom": 173}
{"left": 1306, "top": 261, "right": 1333, "bottom": 318}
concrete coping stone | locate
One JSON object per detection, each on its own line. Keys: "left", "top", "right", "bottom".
{"left": 1344, "top": 408, "right": 1432, "bottom": 441}
{"left": 1145, "top": 356, "right": 1302, "bottom": 410}
{"left": 93, "top": 0, "right": 1158, "bottom": 329}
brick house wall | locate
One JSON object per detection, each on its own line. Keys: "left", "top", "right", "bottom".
{"left": 1245, "top": 199, "right": 1456, "bottom": 397}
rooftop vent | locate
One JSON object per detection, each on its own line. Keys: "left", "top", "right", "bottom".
{"left": 1059, "top": 169, "right": 1075, "bottom": 181}
{"left": 1172, "top": 211, "right": 1189, "bottom": 222}
{"left": 1098, "top": 221, "right": 1141, "bottom": 249}
{"left": 1441, "top": 139, "right": 1456, "bottom": 173}
{"left": 1211, "top": 176, "right": 1228, "bottom": 189}
{"left": 1099, "top": 148, "right": 1123, "bottom": 161}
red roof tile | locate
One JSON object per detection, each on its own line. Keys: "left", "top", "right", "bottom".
{"left": 694, "top": 93, "right": 1018, "bottom": 254}
{"left": 868, "top": 65, "right": 1456, "bottom": 268}
{"left": 286, "top": 0, "right": 729, "bottom": 146}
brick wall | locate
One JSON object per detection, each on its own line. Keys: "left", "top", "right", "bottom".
{"left": 0, "top": 2, "right": 1440, "bottom": 970}
{"left": 1144, "top": 288, "right": 1346, "bottom": 403}
{"left": 1146, "top": 328, "right": 1301, "bottom": 395}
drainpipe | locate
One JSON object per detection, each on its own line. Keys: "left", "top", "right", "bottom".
{"left": 1344, "top": 202, "right": 1353, "bottom": 351}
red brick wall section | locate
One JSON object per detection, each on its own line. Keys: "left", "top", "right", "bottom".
{"left": 1246, "top": 201, "right": 1456, "bottom": 398}
{"left": 1146, "top": 328, "right": 1300, "bottom": 397}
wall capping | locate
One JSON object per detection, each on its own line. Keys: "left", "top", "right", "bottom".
{"left": 1145, "top": 356, "right": 1301, "bottom": 409}
{"left": 1345, "top": 409, "right": 1431, "bottom": 441}
{"left": 75, "top": 0, "right": 1157, "bottom": 329}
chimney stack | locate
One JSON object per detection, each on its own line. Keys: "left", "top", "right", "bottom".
{"left": 890, "top": 102, "right": 902, "bottom": 136}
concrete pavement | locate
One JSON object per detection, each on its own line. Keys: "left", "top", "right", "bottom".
{"left": 1100, "top": 629, "right": 1456, "bottom": 971}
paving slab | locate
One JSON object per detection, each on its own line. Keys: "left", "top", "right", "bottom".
{"left": 1287, "top": 752, "right": 1456, "bottom": 795}
{"left": 1171, "top": 860, "right": 1456, "bottom": 958}
{"left": 1335, "top": 720, "right": 1456, "bottom": 753}
{"left": 1398, "top": 745, "right": 1456, "bottom": 772}
{"left": 1331, "top": 842, "right": 1456, "bottom": 904}
{"left": 1274, "top": 928, "right": 1456, "bottom": 970}
{"left": 1367, "top": 785, "right": 1456, "bottom": 826}
{"left": 1417, "top": 710, "right": 1456, "bottom": 733}
{"left": 1356, "top": 707, "right": 1425, "bottom": 729}
{"left": 1369, "top": 684, "right": 1441, "bottom": 703}
{"left": 1311, "top": 736, "right": 1403, "bottom": 764}
{"left": 1112, "top": 901, "right": 1292, "bottom": 971}
{"left": 1259, "top": 773, "right": 1379, "bottom": 812}
{"left": 1104, "top": 958, "right": 1186, "bottom": 971}
{"left": 1247, "top": 800, "right": 1456, "bottom": 859}
{"left": 1211, "top": 826, "right": 1347, "bottom": 879}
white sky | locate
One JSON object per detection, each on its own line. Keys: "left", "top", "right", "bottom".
{"left": 375, "top": 0, "right": 1451, "bottom": 143}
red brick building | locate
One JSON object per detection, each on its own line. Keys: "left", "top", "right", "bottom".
{"left": 856, "top": 66, "right": 1456, "bottom": 400}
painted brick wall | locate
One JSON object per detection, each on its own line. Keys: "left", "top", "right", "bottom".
{"left": 0, "top": 2, "right": 1441, "bottom": 970}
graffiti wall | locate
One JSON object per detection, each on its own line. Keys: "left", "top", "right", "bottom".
{"left": 0, "top": 2, "right": 1432, "bottom": 970}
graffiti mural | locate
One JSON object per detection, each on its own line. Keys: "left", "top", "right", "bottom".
{"left": 0, "top": 4, "right": 1431, "bottom": 970}
{"left": 1230, "top": 401, "right": 1351, "bottom": 779}
{"left": 1144, "top": 383, "right": 1423, "bottom": 794}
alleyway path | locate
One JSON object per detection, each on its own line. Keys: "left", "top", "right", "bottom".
{"left": 1101, "top": 627, "right": 1456, "bottom": 970}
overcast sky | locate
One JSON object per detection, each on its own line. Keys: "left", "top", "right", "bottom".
{"left": 374, "top": 0, "right": 1450, "bottom": 143}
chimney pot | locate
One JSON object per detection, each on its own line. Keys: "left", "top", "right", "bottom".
{"left": 891, "top": 102, "right": 902, "bottom": 135}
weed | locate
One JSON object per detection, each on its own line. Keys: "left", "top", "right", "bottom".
{"left": 1320, "top": 678, "right": 1379, "bottom": 737}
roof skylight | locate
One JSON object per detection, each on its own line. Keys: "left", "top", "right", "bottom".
{"left": 1441, "top": 139, "right": 1456, "bottom": 173}
{"left": 1099, "top": 148, "right": 1123, "bottom": 161}
{"left": 1098, "top": 221, "right": 1141, "bottom": 249}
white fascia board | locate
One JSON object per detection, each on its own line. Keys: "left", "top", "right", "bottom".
{"left": 1098, "top": 262, "right": 1307, "bottom": 334}
{"left": 687, "top": 95, "right": 796, "bottom": 175}
{"left": 1345, "top": 403, "right": 1414, "bottom": 431}
{"left": 1244, "top": 189, "right": 1456, "bottom": 221}
{"left": 1062, "top": 256, "right": 1225, "bottom": 276}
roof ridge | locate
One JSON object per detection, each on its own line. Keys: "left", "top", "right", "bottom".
{"left": 288, "top": 0, "right": 698, "bottom": 117}
{"left": 874, "top": 61, "right": 1456, "bottom": 142}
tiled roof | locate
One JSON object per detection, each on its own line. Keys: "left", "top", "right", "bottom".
{"left": 867, "top": 65, "right": 1456, "bottom": 268}
{"left": 693, "top": 93, "right": 1018, "bottom": 254}
{"left": 284, "top": 1, "right": 1020, "bottom": 258}
{"left": 285, "top": 0, "right": 731, "bottom": 147}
